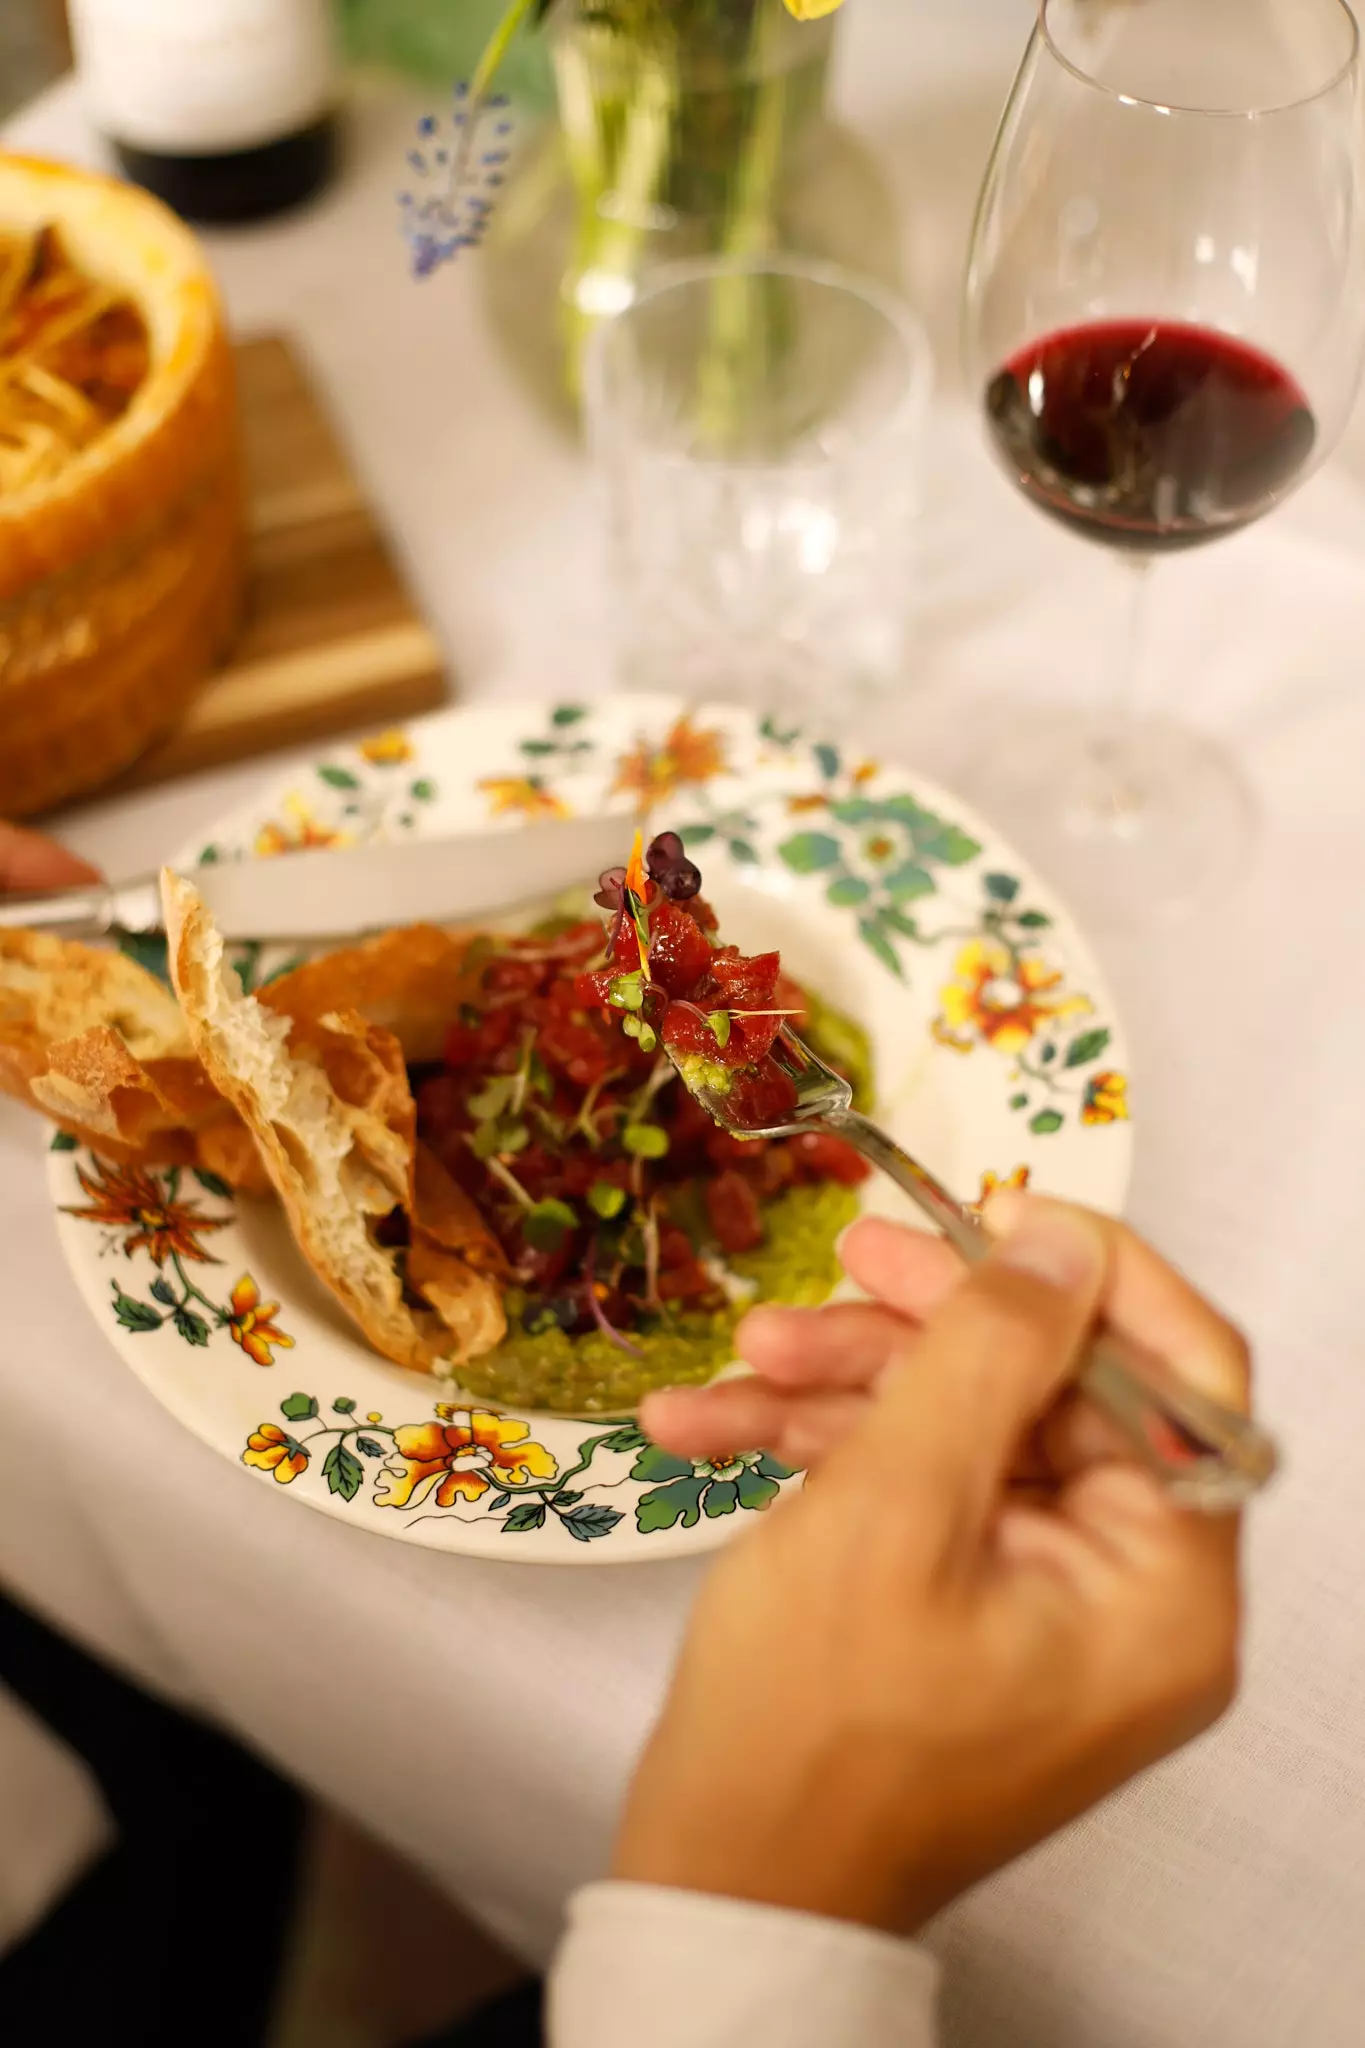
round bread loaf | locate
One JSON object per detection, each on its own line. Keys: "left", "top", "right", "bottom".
{"left": 0, "top": 154, "right": 243, "bottom": 817}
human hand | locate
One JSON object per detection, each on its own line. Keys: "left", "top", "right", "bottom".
{"left": 617, "top": 1197, "right": 1247, "bottom": 1933}
{"left": 0, "top": 820, "right": 101, "bottom": 895}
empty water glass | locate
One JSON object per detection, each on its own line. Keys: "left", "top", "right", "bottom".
{"left": 583, "top": 254, "right": 933, "bottom": 719}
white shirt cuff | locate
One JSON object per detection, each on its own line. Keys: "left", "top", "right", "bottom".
{"left": 550, "top": 1880, "right": 941, "bottom": 2048}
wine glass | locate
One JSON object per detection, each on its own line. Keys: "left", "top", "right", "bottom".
{"left": 963, "top": 0, "right": 1365, "bottom": 924}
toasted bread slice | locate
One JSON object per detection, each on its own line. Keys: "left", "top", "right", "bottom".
{"left": 162, "top": 870, "right": 507, "bottom": 1374}
{"left": 0, "top": 927, "right": 253, "bottom": 1171}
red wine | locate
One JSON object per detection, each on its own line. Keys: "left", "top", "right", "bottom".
{"left": 985, "top": 320, "right": 1316, "bottom": 554}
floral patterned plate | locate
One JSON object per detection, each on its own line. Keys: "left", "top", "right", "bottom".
{"left": 49, "top": 695, "right": 1133, "bottom": 1565}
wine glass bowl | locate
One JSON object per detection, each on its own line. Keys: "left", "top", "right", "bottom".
{"left": 962, "top": 0, "right": 1365, "bottom": 924}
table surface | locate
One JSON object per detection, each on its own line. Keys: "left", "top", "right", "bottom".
{"left": 5, "top": 8, "right": 1365, "bottom": 2043}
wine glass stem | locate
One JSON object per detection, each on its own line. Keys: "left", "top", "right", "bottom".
{"left": 1073, "top": 553, "right": 1154, "bottom": 834}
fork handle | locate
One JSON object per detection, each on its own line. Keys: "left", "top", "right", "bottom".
{"left": 820, "top": 1109, "right": 1278, "bottom": 1512}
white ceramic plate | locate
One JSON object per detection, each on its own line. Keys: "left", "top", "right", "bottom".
{"left": 50, "top": 695, "right": 1133, "bottom": 1564}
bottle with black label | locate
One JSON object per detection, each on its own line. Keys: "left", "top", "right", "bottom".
{"left": 68, "top": 0, "right": 340, "bottom": 226}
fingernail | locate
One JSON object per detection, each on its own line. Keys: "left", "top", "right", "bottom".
{"left": 992, "top": 1204, "right": 1101, "bottom": 1292}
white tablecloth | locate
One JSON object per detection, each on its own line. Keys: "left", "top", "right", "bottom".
{"left": 5, "top": 6, "right": 1365, "bottom": 2041}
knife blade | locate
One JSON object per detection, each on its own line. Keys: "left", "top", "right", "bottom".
{"left": 0, "top": 814, "right": 636, "bottom": 945}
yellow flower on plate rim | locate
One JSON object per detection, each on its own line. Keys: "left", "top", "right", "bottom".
{"left": 478, "top": 775, "right": 570, "bottom": 821}
{"left": 243, "top": 1423, "right": 309, "bottom": 1485}
{"left": 1082, "top": 1071, "right": 1130, "bottom": 1126}
{"left": 974, "top": 1165, "right": 1032, "bottom": 1212}
{"left": 375, "top": 1408, "right": 557, "bottom": 1511}
{"left": 933, "top": 938, "right": 1091, "bottom": 1058}
{"left": 359, "top": 728, "right": 414, "bottom": 765}
{"left": 227, "top": 1275, "right": 294, "bottom": 1367}
{"left": 254, "top": 792, "right": 352, "bottom": 858}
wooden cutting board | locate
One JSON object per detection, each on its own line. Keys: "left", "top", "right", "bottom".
{"left": 124, "top": 334, "right": 448, "bottom": 788}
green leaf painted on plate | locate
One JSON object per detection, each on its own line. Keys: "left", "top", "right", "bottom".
{"left": 503, "top": 1500, "right": 547, "bottom": 1534}
{"left": 878, "top": 905, "right": 922, "bottom": 939}
{"left": 703, "top": 1479, "right": 739, "bottom": 1518}
{"left": 597, "top": 1425, "right": 649, "bottom": 1456}
{"left": 552, "top": 703, "right": 587, "bottom": 727}
{"left": 984, "top": 872, "right": 1020, "bottom": 903}
{"left": 49, "top": 1130, "right": 78, "bottom": 1152}
{"left": 520, "top": 739, "right": 557, "bottom": 757}
{"left": 323, "top": 1443, "right": 363, "bottom": 1502}
{"left": 332, "top": 1397, "right": 356, "bottom": 1415}
{"left": 759, "top": 714, "right": 802, "bottom": 747}
{"left": 728, "top": 838, "right": 759, "bottom": 865}
{"left": 828, "top": 797, "right": 882, "bottom": 826}
{"left": 1041, "top": 1043, "right": 1057, "bottom": 1065}
{"left": 883, "top": 861, "right": 936, "bottom": 904}
{"left": 814, "top": 743, "right": 840, "bottom": 780}
{"left": 198, "top": 845, "right": 220, "bottom": 866}
{"left": 1029, "top": 1110, "right": 1065, "bottom": 1136}
{"left": 636, "top": 1475, "right": 709, "bottom": 1533}
{"left": 560, "top": 1503, "right": 624, "bottom": 1542}
{"left": 630, "top": 1443, "right": 692, "bottom": 1484}
{"left": 857, "top": 917, "right": 903, "bottom": 979}
{"left": 1010, "top": 1093, "right": 1029, "bottom": 1110}
{"left": 826, "top": 875, "right": 871, "bottom": 907}
{"left": 173, "top": 1307, "right": 210, "bottom": 1348}
{"left": 118, "top": 931, "right": 171, "bottom": 987}
{"left": 150, "top": 1276, "right": 177, "bottom": 1306}
{"left": 1065, "top": 1028, "right": 1112, "bottom": 1070}
{"left": 317, "top": 765, "right": 360, "bottom": 791}
{"left": 280, "top": 1392, "right": 319, "bottom": 1423}
{"left": 737, "top": 1466, "right": 782, "bottom": 1511}
{"left": 259, "top": 956, "right": 306, "bottom": 989}
{"left": 1017, "top": 910, "right": 1052, "bottom": 929}
{"left": 354, "top": 1437, "right": 384, "bottom": 1459}
{"left": 192, "top": 1168, "right": 233, "bottom": 1199}
{"left": 410, "top": 778, "right": 437, "bottom": 802}
{"left": 915, "top": 819, "right": 982, "bottom": 866}
{"left": 756, "top": 1452, "right": 796, "bottom": 1481}
{"left": 677, "top": 823, "right": 715, "bottom": 845}
{"left": 779, "top": 831, "right": 842, "bottom": 874}
{"left": 111, "top": 1288, "right": 162, "bottom": 1334}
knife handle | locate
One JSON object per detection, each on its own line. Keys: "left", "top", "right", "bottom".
{"left": 0, "top": 883, "right": 122, "bottom": 940}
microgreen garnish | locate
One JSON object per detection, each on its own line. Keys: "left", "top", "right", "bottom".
{"left": 607, "top": 971, "right": 646, "bottom": 1012}
{"left": 585, "top": 1234, "right": 644, "bottom": 1358}
{"left": 588, "top": 1181, "right": 628, "bottom": 1220}
{"left": 708, "top": 1010, "right": 732, "bottom": 1048}
{"left": 524, "top": 1197, "right": 578, "bottom": 1253}
{"left": 622, "top": 1122, "right": 669, "bottom": 1160}
{"left": 621, "top": 1014, "right": 658, "bottom": 1053}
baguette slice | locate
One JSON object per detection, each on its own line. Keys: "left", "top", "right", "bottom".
{"left": 162, "top": 870, "right": 508, "bottom": 1374}
{"left": 0, "top": 927, "right": 253, "bottom": 1173}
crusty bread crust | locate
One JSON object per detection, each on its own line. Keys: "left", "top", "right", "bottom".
{"left": 162, "top": 870, "right": 507, "bottom": 1374}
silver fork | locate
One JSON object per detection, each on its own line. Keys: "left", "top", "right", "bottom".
{"left": 671, "top": 1026, "right": 1278, "bottom": 1512}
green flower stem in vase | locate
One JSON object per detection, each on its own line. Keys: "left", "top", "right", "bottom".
{"left": 480, "top": 0, "right": 899, "bottom": 426}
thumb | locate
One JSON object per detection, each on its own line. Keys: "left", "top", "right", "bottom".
{"left": 0, "top": 822, "right": 102, "bottom": 895}
{"left": 825, "top": 1201, "right": 1109, "bottom": 1565}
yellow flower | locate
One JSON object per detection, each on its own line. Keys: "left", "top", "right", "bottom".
{"left": 972, "top": 1165, "right": 1031, "bottom": 1215}
{"left": 1082, "top": 1071, "right": 1130, "bottom": 1126}
{"left": 227, "top": 1275, "right": 294, "bottom": 1367}
{"left": 63, "top": 1158, "right": 227, "bottom": 1266}
{"left": 243, "top": 1423, "right": 309, "bottom": 1485}
{"left": 478, "top": 776, "right": 569, "bottom": 821}
{"left": 933, "top": 939, "right": 1091, "bottom": 1058}
{"left": 254, "top": 793, "right": 350, "bottom": 857}
{"left": 612, "top": 714, "right": 727, "bottom": 805}
{"left": 359, "top": 728, "right": 414, "bottom": 765}
{"left": 787, "top": 792, "right": 828, "bottom": 814}
{"left": 783, "top": 0, "right": 846, "bottom": 15}
{"left": 376, "top": 1409, "right": 557, "bottom": 1511}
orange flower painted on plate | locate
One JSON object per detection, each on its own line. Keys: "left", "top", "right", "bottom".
{"left": 227, "top": 1275, "right": 294, "bottom": 1367}
{"left": 375, "top": 1408, "right": 557, "bottom": 1511}
{"left": 478, "top": 776, "right": 570, "bottom": 821}
{"left": 254, "top": 793, "right": 350, "bottom": 858}
{"left": 63, "top": 1159, "right": 226, "bottom": 1266}
{"left": 612, "top": 715, "right": 727, "bottom": 805}
{"left": 972, "top": 1165, "right": 1031, "bottom": 1214}
{"left": 359, "top": 728, "right": 414, "bottom": 765}
{"left": 1082, "top": 1071, "right": 1130, "bottom": 1125}
{"left": 787, "top": 761, "right": 877, "bottom": 813}
{"left": 242, "top": 1423, "right": 309, "bottom": 1485}
{"left": 933, "top": 940, "right": 1091, "bottom": 1058}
